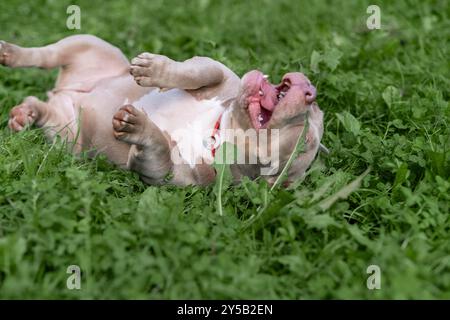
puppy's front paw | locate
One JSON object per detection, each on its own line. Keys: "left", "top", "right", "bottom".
{"left": 113, "top": 104, "right": 148, "bottom": 145}
{"left": 0, "top": 41, "right": 20, "bottom": 67}
{"left": 8, "top": 97, "right": 40, "bottom": 132}
{"left": 130, "top": 52, "right": 171, "bottom": 88}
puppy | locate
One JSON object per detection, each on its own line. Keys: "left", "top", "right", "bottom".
{"left": 1, "top": 35, "right": 324, "bottom": 186}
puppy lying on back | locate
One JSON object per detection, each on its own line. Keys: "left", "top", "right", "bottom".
{"left": 1, "top": 35, "right": 324, "bottom": 186}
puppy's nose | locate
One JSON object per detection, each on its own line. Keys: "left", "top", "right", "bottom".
{"left": 304, "top": 84, "right": 316, "bottom": 104}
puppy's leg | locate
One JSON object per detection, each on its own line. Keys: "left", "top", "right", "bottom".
{"left": 130, "top": 54, "right": 225, "bottom": 90}
{"left": 0, "top": 41, "right": 55, "bottom": 69}
{"left": 1, "top": 35, "right": 129, "bottom": 95}
{"left": 0, "top": 38, "right": 76, "bottom": 69}
{"left": 8, "top": 95, "right": 79, "bottom": 144}
{"left": 0, "top": 35, "right": 128, "bottom": 70}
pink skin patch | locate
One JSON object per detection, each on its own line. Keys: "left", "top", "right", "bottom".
{"left": 241, "top": 70, "right": 316, "bottom": 130}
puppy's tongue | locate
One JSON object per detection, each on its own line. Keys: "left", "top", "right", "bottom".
{"left": 243, "top": 71, "right": 279, "bottom": 128}
{"left": 260, "top": 81, "right": 278, "bottom": 111}
{"left": 249, "top": 102, "right": 263, "bottom": 128}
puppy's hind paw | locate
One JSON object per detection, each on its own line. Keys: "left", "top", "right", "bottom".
{"left": 0, "top": 41, "right": 19, "bottom": 67}
{"left": 8, "top": 97, "right": 40, "bottom": 132}
{"left": 130, "top": 52, "right": 171, "bottom": 88}
{"left": 112, "top": 104, "right": 148, "bottom": 146}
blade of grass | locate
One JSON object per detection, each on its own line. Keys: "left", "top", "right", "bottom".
{"left": 215, "top": 162, "right": 225, "bottom": 216}
{"left": 270, "top": 113, "right": 310, "bottom": 192}
{"left": 213, "top": 142, "right": 234, "bottom": 216}
{"left": 318, "top": 167, "right": 371, "bottom": 211}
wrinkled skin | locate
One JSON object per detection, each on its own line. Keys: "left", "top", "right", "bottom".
{"left": 1, "top": 35, "right": 324, "bottom": 186}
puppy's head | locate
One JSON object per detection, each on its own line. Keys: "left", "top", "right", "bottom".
{"left": 234, "top": 70, "right": 316, "bottom": 129}
{"left": 229, "top": 70, "right": 323, "bottom": 184}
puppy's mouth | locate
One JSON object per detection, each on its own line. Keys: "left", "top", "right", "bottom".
{"left": 242, "top": 71, "right": 291, "bottom": 129}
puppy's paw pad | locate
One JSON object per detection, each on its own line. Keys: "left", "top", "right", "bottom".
{"left": 8, "top": 102, "right": 38, "bottom": 132}
{"left": 112, "top": 105, "right": 146, "bottom": 143}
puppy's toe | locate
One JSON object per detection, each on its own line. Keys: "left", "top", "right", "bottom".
{"left": 134, "top": 76, "right": 154, "bottom": 87}
{"left": 8, "top": 117, "right": 24, "bottom": 132}
{"left": 113, "top": 108, "right": 135, "bottom": 131}
{"left": 137, "top": 52, "right": 155, "bottom": 60}
{"left": 119, "top": 104, "right": 141, "bottom": 118}
{"left": 131, "top": 56, "right": 152, "bottom": 67}
{"left": 130, "top": 65, "right": 150, "bottom": 77}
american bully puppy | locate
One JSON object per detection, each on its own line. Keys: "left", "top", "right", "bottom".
{"left": 1, "top": 35, "right": 324, "bottom": 186}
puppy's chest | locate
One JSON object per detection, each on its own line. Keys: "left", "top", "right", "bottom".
{"left": 132, "top": 89, "right": 226, "bottom": 166}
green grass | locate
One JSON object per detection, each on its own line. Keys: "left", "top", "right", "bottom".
{"left": 0, "top": 0, "right": 449, "bottom": 299}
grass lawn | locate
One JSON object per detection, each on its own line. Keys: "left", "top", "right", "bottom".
{"left": 0, "top": 0, "right": 449, "bottom": 299}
